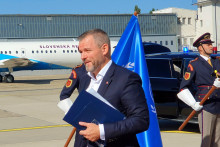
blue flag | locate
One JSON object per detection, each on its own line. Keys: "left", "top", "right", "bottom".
{"left": 112, "top": 15, "right": 163, "bottom": 147}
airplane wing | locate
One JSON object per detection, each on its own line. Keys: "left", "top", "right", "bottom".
{"left": 0, "top": 58, "right": 36, "bottom": 68}
{"left": 0, "top": 53, "right": 71, "bottom": 73}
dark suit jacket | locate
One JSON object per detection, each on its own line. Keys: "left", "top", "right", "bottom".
{"left": 74, "top": 62, "right": 149, "bottom": 147}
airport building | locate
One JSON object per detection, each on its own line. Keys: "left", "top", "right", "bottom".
{"left": 153, "top": 8, "right": 197, "bottom": 51}
{"left": 194, "top": 0, "right": 220, "bottom": 51}
{"left": 154, "top": 0, "right": 220, "bottom": 51}
{"left": 0, "top": 14, "right": 178, "bottom": 52}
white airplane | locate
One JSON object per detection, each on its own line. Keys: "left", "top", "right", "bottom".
{"left": 0, "top": 38, "right": 118, "bottom": 83}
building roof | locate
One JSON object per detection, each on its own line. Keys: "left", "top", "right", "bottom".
{"left": 0, "top": 14, "right": 177, "bottom": 39}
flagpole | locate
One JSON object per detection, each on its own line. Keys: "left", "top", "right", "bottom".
{"left": 134, "top": 11, "right": 138, "bottom": 16}
{"left": 64, "top": 127, "right": 76, "bottom": 147}
{"left": 112, "top": 13, "right": 163, "bottom": 147}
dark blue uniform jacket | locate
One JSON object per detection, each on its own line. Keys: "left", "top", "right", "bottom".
{"left": 180, "top": 56, "right": 220, "bottom": 114}
{"left": 60, "top": 64, "right": 86, "bottom": 100}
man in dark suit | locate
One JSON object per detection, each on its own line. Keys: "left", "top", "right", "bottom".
{"left": 178, "top": 33, "right": 220, "bottom": 147}
{"left": 74, "top": 29, "right": 149, "bottom": 147}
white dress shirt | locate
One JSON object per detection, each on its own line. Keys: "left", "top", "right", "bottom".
{"left": 86, "top": 60, "right": 112, "bottom": 141}
{"left": 200, "top": 54, "right": 210, "bottom": 62}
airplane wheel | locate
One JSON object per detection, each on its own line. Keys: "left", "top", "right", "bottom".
{"left": 0, "top": 75, "right": 2, "bottom": 82}
{"left": 4, "top": 74, "right": 14, "bottom": 83}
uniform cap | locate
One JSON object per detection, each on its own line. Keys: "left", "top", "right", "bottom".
{"left": 193, "top": 33, "right": 214, "bottom": 47}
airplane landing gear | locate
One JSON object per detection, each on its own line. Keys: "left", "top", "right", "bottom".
{"left": 0, "top": 75, "right": 2, "bottom": 83}
{"left": 4, "top": 74, "right": 14, "bottom": 83}
{"left": 1, "top": 69, "right": 15, "bottom": 83}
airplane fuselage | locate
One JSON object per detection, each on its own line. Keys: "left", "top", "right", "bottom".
{"left": 0, "top": 39, "right": 118, "bottom": 82}
{"left": 0, "top": 40, "right": 81, "bottom": 70}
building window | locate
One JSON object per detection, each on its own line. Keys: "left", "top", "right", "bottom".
{"left": 0, "top": 51, "right": 3, "bottom": 54}
{"left": 171, "top": 40, "right": 173, "bottom": 45}
{"left": 9, "top": 51, "right": 11, "bottom": 54}
{"left": 160, "top": 41, "right": 162, "bottom": 45}
{"left": 32, "top": 51, "right": 34, "bottom": 53}
{"left": 75, "top": 50, "right": 77, "bottom": 53}
{"left": 165, "top": 41, "right": 168, "bottom": 45}
{"left": 50, "top": 50, "right": 52, "bottom": 53}
{"left": 63, "top": 50, "right": 65, "bottom": 53}
{"left": 16, "top": 51, "right": 18, "bottom": 54}
{"left": 45, "top": 50, "right": 48, "bottom": 53}
{"left": 178, "top": 39, "right": 181, "bottom": 46}
{"left": 190, "top": 38, "right": 194, "bottom": 46}
{"left": 41, "top": 50, "right": 43, "bottom": 53}
{"left": 46, "top": 16, "right": 52, "bottom": 21}
{"left": 177, "top": 17, "right": 181, "bottom": 24}
{"left": 183, "top": 38, "right": 187, "bottom": 46}
{"left": 54, "top": 50, "right": 56, "bottom": 53}
{"left": 155, "top": 41, "right": 157, "bottom": 44}
{"left": 182, "top": 18, "right": 186, "bottom": 24}
{"left": 188, "top": 18, "right": 191, "bottom": 25}
{"left": 200, "top": 20, "right": 203, "bottom": 27}
{"left": 36, "top": 50, "right": 39, "bottom": 53}
{"left": 200, "top": 6, "right": 202, "bottom": 13}
{"left": 5, "top": 51, "right": 7, "bottom": 54}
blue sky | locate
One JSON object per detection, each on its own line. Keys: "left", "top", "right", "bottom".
{"left": 0, "top": 0, "right": 197, "bottom": 14}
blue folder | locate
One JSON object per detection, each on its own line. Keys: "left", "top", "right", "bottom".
{"left": 63, "top": 90, "right": 125, "bottom": 130}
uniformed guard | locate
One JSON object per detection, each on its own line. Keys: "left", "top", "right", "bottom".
{"left": 177, "top": 32, "right": 220, "bottom": 147}
{"left": 58, "top": 64, "right": 87, "bottom": 114}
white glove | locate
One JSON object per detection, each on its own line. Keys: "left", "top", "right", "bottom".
{"left": 191, "top": 102, "right": 203, "bottom": 111}
{"left": 57, "top": 98, "right": 73, "bottom": 114}
{"left": 213, "top": 78, "right": 220, "bottom": 88}
{"left": 177, "top": 89, "right": 203, "bottom": 111}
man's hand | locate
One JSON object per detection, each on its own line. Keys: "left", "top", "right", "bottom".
{"left": 191, "top": 102, "right": 203, "bottom": 111}
{"left": 177, "top": 89, "right": 203, "bottom": 111}
{"left": 79, "top": 122, "right": 100, "bottom": 142}
{"left": 213, "top": 78, "right": 220, "bottom": 88}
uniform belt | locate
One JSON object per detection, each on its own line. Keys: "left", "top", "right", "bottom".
{"left": 198, "top": 85, "right": 212, "bottom": 90}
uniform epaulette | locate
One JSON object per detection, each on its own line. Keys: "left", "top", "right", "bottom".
{"left": 74, "top": 64, "right": 83, "bottom": 69}
{"left": 189, "top": 57, "right": 198, "bottom": 63}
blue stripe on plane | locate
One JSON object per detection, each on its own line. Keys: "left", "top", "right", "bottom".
{"left": 0, "top": 54, "right": 71, "bottom": 72}
{"left": 0, "top": 54, "right": 19, "bottom": 59}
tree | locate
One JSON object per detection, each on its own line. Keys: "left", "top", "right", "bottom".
{"left": 134, "top": 5, "right": 141, "bottom": 14}
{"left": 149, "top": 8, "right": 156, "bottom": 14}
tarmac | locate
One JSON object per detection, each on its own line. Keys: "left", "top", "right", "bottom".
{"left": 0, "top": 70, "right": 201, "bottom": 147}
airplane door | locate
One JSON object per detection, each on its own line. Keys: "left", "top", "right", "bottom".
{"left": 20, "top": 48, "right": 26, "bottom": 57}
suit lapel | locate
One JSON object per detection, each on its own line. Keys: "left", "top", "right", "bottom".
{"left": 84, "top": 76, "right": 91, "bottom": 89}
{"left": 79, "top": 74, "right": 91, "bottom": 92}
{"left": 97, "top": 62, "right": 116, "bottom": 97}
